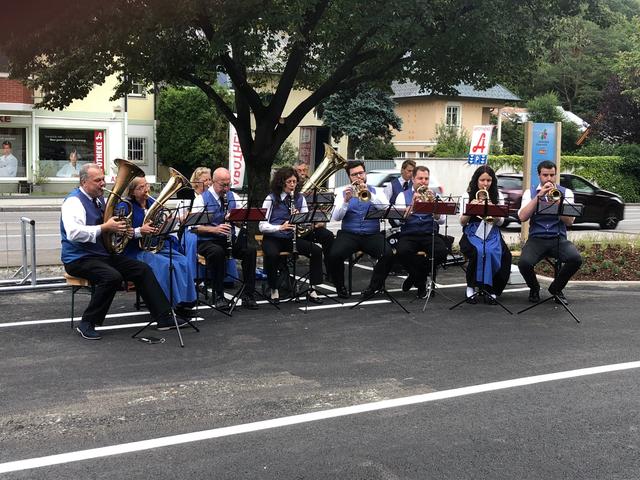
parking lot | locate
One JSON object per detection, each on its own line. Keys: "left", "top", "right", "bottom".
{"left": 1, "top": 264, "right": 639, "bottom": 479}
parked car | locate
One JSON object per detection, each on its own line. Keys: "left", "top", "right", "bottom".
{"left": 496, "top": 173, "right": 625, "bottom": 229}
{"left": 367, "top": 169, "right": 445, "bottom": 197}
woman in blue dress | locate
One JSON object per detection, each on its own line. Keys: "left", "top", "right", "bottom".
{"left": 123, "top": 176, "right": 197, "bottom": 317}
{"left": 459, "top": 165, "right": 512, "bottom": 303}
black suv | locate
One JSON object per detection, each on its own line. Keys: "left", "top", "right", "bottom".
{"left": 497, "top": 173, "right": 625, "bottom": 229}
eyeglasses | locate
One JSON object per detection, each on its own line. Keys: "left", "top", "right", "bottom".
{"left": 216, "top": 181, "right": 231, "bottom": 188}
{"left": 349, "top": 171, "right": 366, "bottom": 178}
{"left": 135, "top": 183, "right": 150, "bottom": 191}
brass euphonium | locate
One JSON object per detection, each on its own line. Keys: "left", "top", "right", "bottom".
{"left": 140, "top": 167, "right": 192, "bottom": 253}
{"left": 475, "top": 188, "right": 494, "bottom": 223}
{"left": 297, "top": 143, "right": 349, "bottom": 235}
{"left": 103, "top": 158, "right": 145, "bottom": 254}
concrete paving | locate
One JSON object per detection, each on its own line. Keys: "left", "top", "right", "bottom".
{"left": 1, "top": 265, "right": 639, "bottom": 479}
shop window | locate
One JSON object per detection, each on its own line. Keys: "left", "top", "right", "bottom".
{"left": 0, "top": 128, "right": 27, "bottom": 178}
{"left": 128, "top": 137, "right": 147, "bottom": 163}
{"left": 39, "top": 128, "right": 106, "bottom": 178}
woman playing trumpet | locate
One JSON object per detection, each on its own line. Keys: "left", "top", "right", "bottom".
{"left": 459, "top": 165, "right": 512, "bottom": 304}
{"left": 259, "top": 167, "right": 324, "bottom": 304}
{"left": 121, "top": 176, "right": 197, "bottom": 316}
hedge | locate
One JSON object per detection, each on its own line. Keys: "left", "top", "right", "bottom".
{"left": 489, "top": 155, "right": 640, "bottom": 202}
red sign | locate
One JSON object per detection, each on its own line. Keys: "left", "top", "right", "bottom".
{"left": 94, "top": 131, "right": 104, "bottom": 172}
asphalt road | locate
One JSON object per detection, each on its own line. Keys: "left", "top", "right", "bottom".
{"left": 1, "top": 266, "right": 639, "bottom": 478}
{"left": 1, "top": 206, "right": 639, "bottom": 271}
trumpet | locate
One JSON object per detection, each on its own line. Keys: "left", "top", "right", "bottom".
{"left": 416, "top": 185, "right": 435, "bottom": 202}
{"left": 351, "top": 181, "right": 371, "bottom": 202}
{"left": 475, "top": 188, "right": 494, "bottom": 223}
{"left": 548, "top": 187, "right": 562, "bottom": 202}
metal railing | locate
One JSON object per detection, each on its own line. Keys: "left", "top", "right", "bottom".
{"left": 8, "top": 217, "right": 37, "bottom": 286}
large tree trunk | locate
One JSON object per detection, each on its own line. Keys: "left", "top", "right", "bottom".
{"left": 243, "top": 152, "right": 274, "bottom": 247}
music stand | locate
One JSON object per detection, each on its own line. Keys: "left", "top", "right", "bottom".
{"left": 350, "top": 204, "right": 409, "bottom": 313}
{"left": 517, "top": 197, "right": 584, "bottom": 323}
{"left": 411, "top": 199, "right": 458, "bottom": 311}
{"left": 132, "top": 207, "right": 200, "bottom": 347}
{"left": 223, "top": 206, "right": 280, "bottom": 313}
{"left": 449, "top": 200, "right": 512, "bottom": 314}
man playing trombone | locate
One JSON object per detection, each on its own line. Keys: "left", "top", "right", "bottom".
{"left": 517, "top": 160, "right": 583, "bottom": 304}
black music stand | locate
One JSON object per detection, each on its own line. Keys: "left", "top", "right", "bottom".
{"left": 350, "top": 204, "right": 409, "bottom": 313}
{"left": 450, "top": 200, "right": 512, "bottom": 314}
{"left": 132, "top": 207, "right": 200, "bottom": 347}
{"left": 517, "top": 197, "right": 583, "bottom": 323}
{"left": 411, "top": 199, "right": 458, "bottom": 311}
{"left": 225, "top": 206, "right": 280, "bottom": 313}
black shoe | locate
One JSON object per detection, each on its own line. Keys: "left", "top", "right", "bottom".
{"left": 553, "top": 290, "right": 569, "bottom": 305}
{"left": 307, "top": 293, "right": 324, "bottom": 305}
{"left": 76, "top": 322, "right": 101, "bottom": 340}
{"left": 241, "top": 294, "right": 259, "bottom": 310}
{"left": 360, "top": 287, "right": 376, "bottom": 299}
{"left": 215, "top": 298, "right": 230, "bottom": 310}
{"left": 528, "top": 287, "right": 540, "bottom": 303}
{"left": 416, "top": 283, "right": 427, "bottom": 299}
{"left": 465, "top": 296, "right": 477, "bottom": 305}
{"left": 157, "top": 316, "right": 190, "bottom": 331}
{"left": 485, "top": 296, "right": 497, "bottom": 305}
{"left": 175, "top": 306, "right": 197, "bottom": 318}
{"left": 402, "top": 276, "right": 414, "bottom": 292}
{"left": 336, "top": 286, "right": 350, "bottom": 299}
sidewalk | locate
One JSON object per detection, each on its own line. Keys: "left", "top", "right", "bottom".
{"left": 0, "top": 195, "right": 65, "bottom": 212}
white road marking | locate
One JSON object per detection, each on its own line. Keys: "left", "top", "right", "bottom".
{"left": 1, "top": 361, "right": 639, "bottom": 473}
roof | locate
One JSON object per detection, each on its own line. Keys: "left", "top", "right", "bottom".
{"left": 391, "top": 81, "right": 520, "bottom": 102}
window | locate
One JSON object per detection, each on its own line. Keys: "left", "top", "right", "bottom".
{"left": 129, "top": 82, "right": 146, "bottom": 97}
{"left": 398, "top": 151, "right": 407, "bottom": 158}
{"left": 418, "top": 151, "right": 429, "bottom": 158}
{"left": 128, "top": 137, "right": 147, "bottom": 163}
{"left": 445, "top": 104, "right": 461, "bottom": 127}
{"left": 39, "top": 128, "right": 104, "bottom": 178}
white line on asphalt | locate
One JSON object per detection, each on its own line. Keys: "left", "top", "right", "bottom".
{"left": 1, "top": 360, "right": 639, "bottom": 474}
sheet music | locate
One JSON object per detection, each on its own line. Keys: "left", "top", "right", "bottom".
{"left": 474, "top": 220, "right": 493, "bottom": 240}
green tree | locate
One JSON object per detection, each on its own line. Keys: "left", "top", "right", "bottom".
{"left": 358, "top": 138, "right": 400, "bottom": 160}
{"left": 320, "top": 86, "right": 402, "bottom": 159}
{"left": 527, "top": 93, "right": 581, "bottom": 153}
{"left": 1, "top": 0, "right": 591, "bottom": 205}
{"left": 431, "top": 124, "right": 470, "bottom": 158}
{"left": 157, "top": 86, "right": 232, "bottom": 175}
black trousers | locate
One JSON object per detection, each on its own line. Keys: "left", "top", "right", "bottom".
{"left": 396, "top": 233, "right": 448, "bottom": 285}
{"left": 299, "top": 225, "right": 335, "bottom": 275}
{"left": 64, "top": 255, "right": 172, "bottom": 327}
{"left": 198, "top": 237, "right": 257, "bottom": 296}
{"left": 459, "top": 233, "right": 513, "bottom": 295}
{"left": 262, "top": 235, "right": 324, "bottom": 289}
{"left": 328, "top": 231, "right": 393, "bottom": 290}
{"left": 517, "top": 236, "right": 583, "bottom": 292}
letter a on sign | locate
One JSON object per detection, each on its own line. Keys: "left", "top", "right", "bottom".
{"left": 467, "top": 125, "right": 494, "bottom": 165}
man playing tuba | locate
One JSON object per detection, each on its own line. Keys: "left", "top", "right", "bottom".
{"left": 61, "top": 163, "right": 187, "bottom": 340}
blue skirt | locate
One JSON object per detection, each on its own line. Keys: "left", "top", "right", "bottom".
{"left": 464, "top": 222, "right": 503, "bottom": 286}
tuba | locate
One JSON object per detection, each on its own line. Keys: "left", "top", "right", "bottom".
{"left": 140, "top": 167, "right": 192, "bottom": 253}
{"left": 297, "top": 143, "right": 348, "bottom": 235}
{"left": 103, "top": 158, "right": 145, "bottom": 254}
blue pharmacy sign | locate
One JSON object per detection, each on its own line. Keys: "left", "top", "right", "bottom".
{"left": 529, "top": 123, "right": 557, "bottom": 186}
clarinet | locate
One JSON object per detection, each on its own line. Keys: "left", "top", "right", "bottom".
{"left": 290, "top": 191, "right": 298, "bottom": 255}
{"left": 221, "top": 191, "right": 233, "bottom": 258}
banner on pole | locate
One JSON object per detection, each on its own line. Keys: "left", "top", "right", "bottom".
{"left": 229, "top": 123, "right": 245, "bottom": 189}
{"left": 467, "top": 125, "right": 494, "bottom": 165}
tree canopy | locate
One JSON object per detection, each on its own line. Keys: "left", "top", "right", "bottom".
{"left": 1, "top": 0, "right": 591, "bottom": 202}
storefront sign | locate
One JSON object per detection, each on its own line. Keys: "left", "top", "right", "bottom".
{"left": 228, "top": 124, "right": 245, "bottom": 189}
{"left": 467, "top": 125, "right": 494, "bottom": 165}
{"left": 94, "top": 131, "right": 104, "bottom": 172}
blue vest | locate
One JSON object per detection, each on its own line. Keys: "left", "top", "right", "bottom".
{"left": 266, "top": 193, "right": 304, "bottom": 239}
{"left": 528, "top": 185, "right": 568, "bottom": 237}
{"left": 60, "top": 188, "right": 109, "bottom": 263}
{"left": 399, "top": 189, "right": 436, "bottom": 236}
{"left": 341, "top": 186, "right": 380, "bottom": 235}
{"left": 197, "top": 189, "right": 236, "bottom": 241}
{"left": 390, "top": 177, "right": 412, "bottom": 205}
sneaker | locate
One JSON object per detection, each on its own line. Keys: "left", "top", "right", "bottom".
{"left": 336, "top": 286, "right": 350, "bottom": 299}
{"left": 416, "top": 283, "right": 428, "bottom": 299}
{"left": 402, "top": 276, "right": 415, "bottom": 292}
{"left": 241, "top": 293, "right": 259, "bottom": 310}
{"left": 157, "top": 316, "right": 190, "bottom": 331}
{"left": 76, "top": 322, "right": 101, "bottom": 340}
{"left": 528, "top": 287, "right": 540, "bottom": 303}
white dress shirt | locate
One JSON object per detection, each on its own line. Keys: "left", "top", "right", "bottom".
{"left": 259, "top": 192, "right": 309, "bottom": 234}
{"left": 331, "top": 185, "right": 389, "bottom": 222}
{"left": 518, "top": 183, "right": 574, "bottom": 218}
{"left": 60, "top": 187, "right": 103, "bottom": 244}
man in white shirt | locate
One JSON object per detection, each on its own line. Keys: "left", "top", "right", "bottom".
{"left": 0, "top": 141, "right": 18, "bottom": 177}
{"left": 383, "top": 159, "right": 416, "bottom": 205}
{"left": 517, "top": 161, "right": 583, "bottom": 304}
{"left": 61, "top": 163, "right": 183, "bottom": 340}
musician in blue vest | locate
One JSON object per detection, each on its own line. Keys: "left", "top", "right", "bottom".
{"left": 191, "top": 167, "right": 258, "bottom": 310}
{"left": 122, "top": 176, "right": 197, "bottom": 317}
{"left": 259, "top": 167, "right": 324, "bottom": 304}
{"left": 459, "top": 165, "right": 512, "bottom": 304}
{"left": 61, "top": 164, "right": 184, "bottom": 340}
{"left": 393, "top": 166, "right": 447, "bottom": 297}
{"left": 328, "top": 160, "right": 392, "bottom": 299}
{"left": 518, "top": 160, "right": 583, "bottom": 304}
{"left": 383, "top": 159, "right": 416, "bottom": 205}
